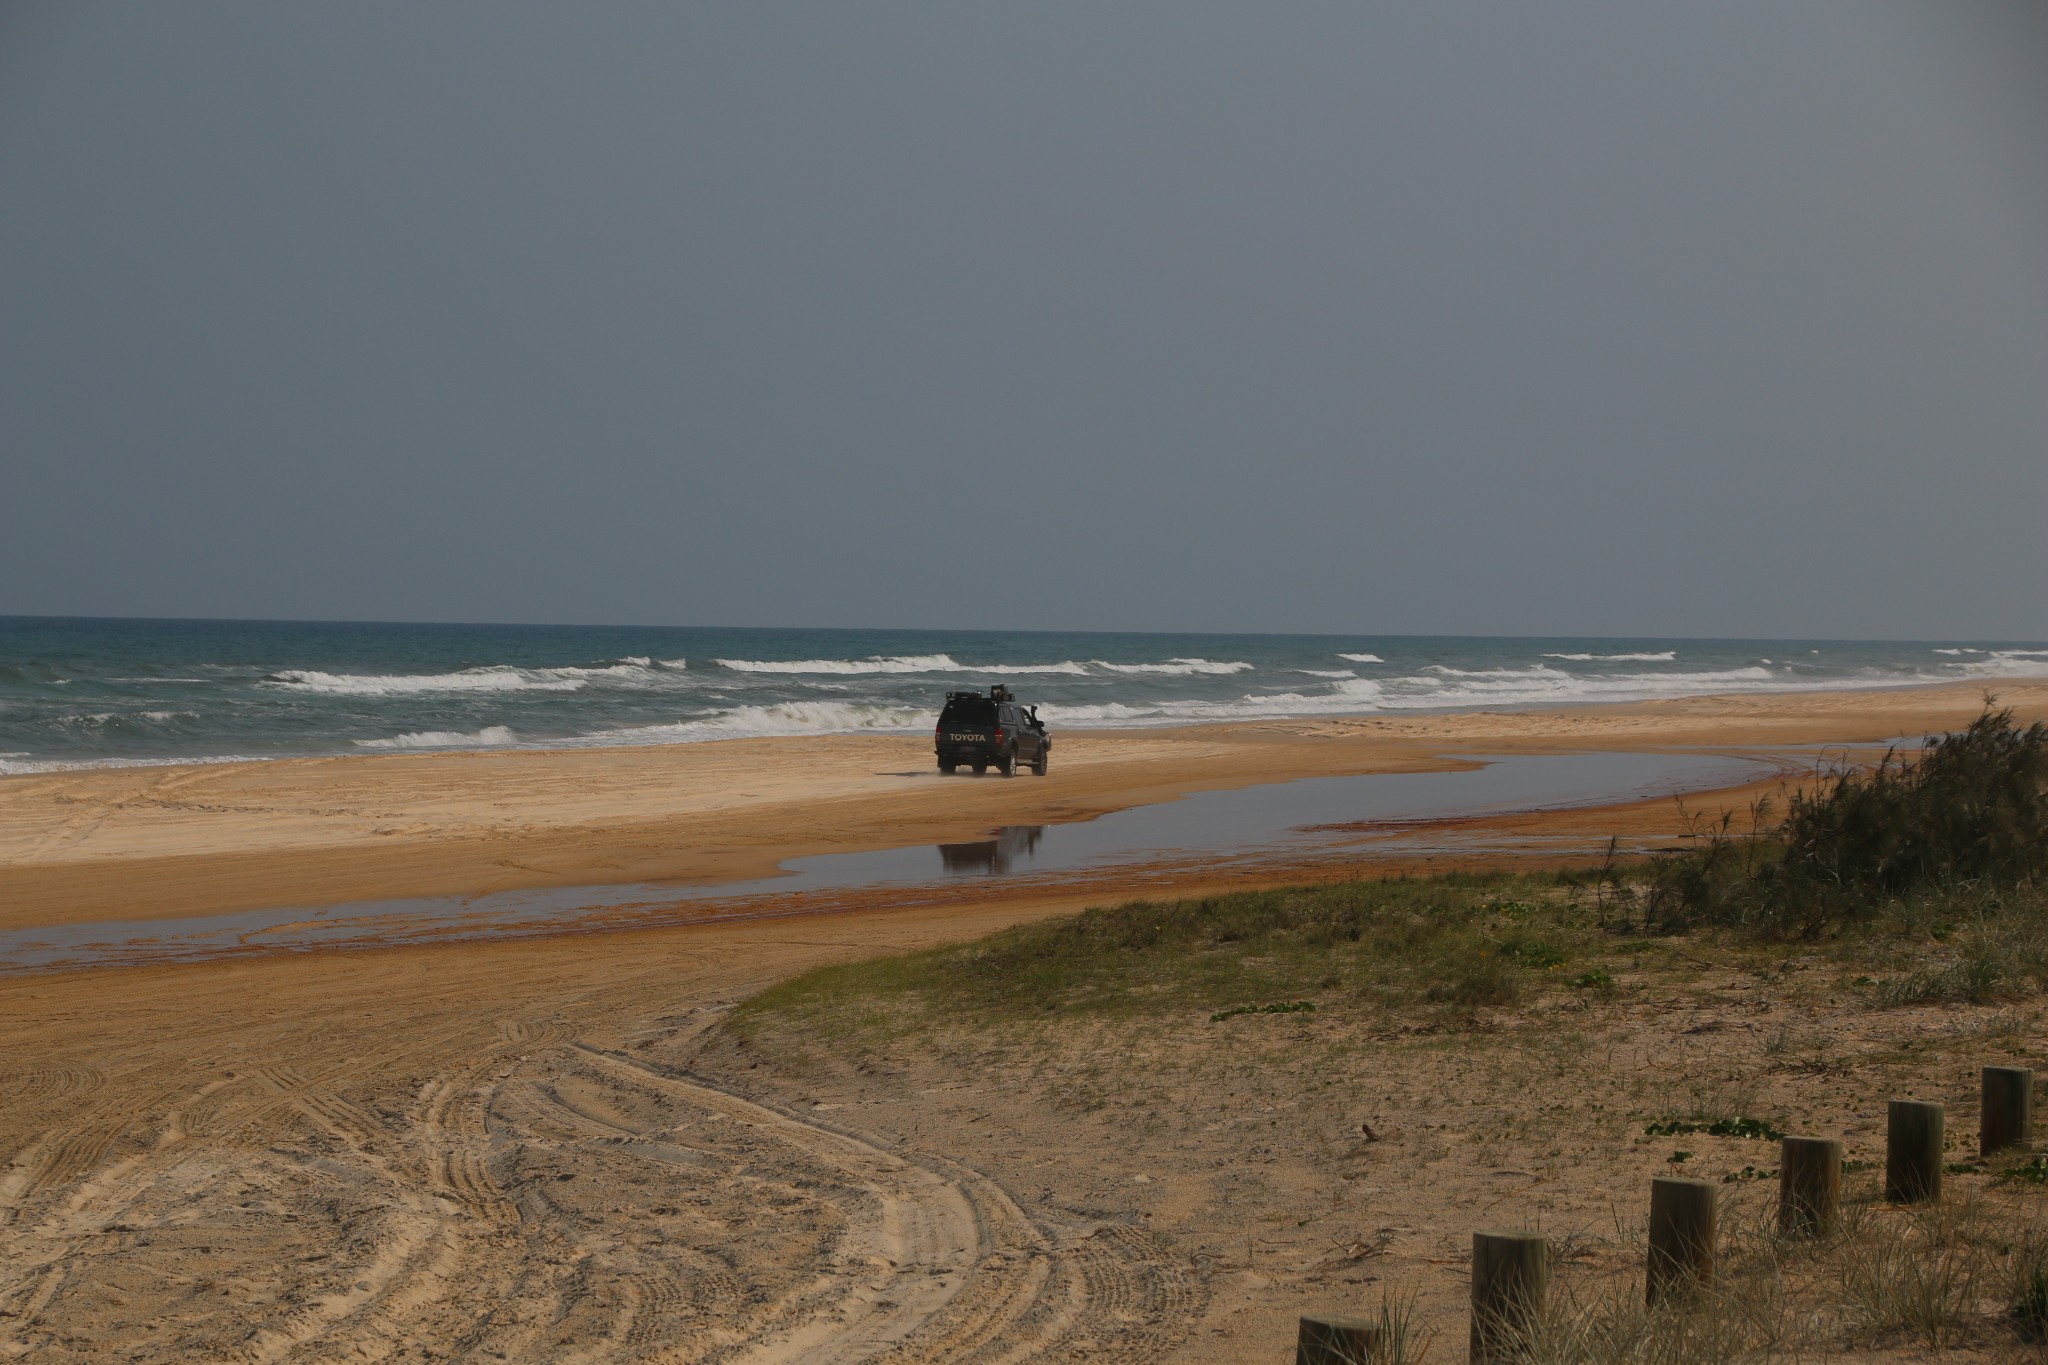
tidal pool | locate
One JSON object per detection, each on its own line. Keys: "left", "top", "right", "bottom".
{"left": 0, "top": 749, "right": 1776, "bottom": 974}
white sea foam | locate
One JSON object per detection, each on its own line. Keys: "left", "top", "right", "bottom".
{"left": 1036, "top": 700, "right": 1173, "bottom": 725}
{"left": 714, "top": 654, "right": 963, "bottom": 675}
{"left": 1295, "top": 669, "right": 1357, "bottom": 679}
{"left": 712, "top": 654, "right": 1089, "bottom": 676}
{"left": 0, "top": 752, "right": 272, "bottom": 775}
{"left": 1940, "top": 650, "right": 2048, "bottom": 679}
{"left": 1033, "top": 661, "right": 1896, "bottom": 730}
{"left": 356, "top": 726, "right": 520, "bottom": 749}
{"left": 1407, "top": 664, "right": 1775, "bottom": 699}
{"left": 1934, "top": 648, "right": 1986, "bottom": 656}
{"left": 543, "top": 662, "right": 673, "bottom": 681}
{"left": 265, "top": 667, "right": 586, "bottom": 695}
{"left": 569, "top": 701, "right": 932, "bottom": 744}
{"left": 261, "top": 659, "right": 676, "bottom": 695}
{"left": 1042, "top": 677, "right": 1391, "bottom": 727}
{"left": 1337, "top": 652, "right": 1384, "bottom": 663}
{"left": 1543, "top": 651, "right": 1678, "bottom": 663}
{"left": 975, "top": 661, "right": 1094, "bottom": 676}
{"left": 1092, "top": 658, "right": 1252, "bottom": 676}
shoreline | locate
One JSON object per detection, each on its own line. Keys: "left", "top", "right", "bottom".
{"left": 0, "top": 669, "right": 2028, "bottom": 780}
{"left": 2, "top": 678, "right": 2040, "bottom": 935}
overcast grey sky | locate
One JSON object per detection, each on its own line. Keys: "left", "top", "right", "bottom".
{"left": 3, "top": 2, "right": 2044, "bottom": 638}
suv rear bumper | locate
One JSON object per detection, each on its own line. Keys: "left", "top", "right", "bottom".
{"left": 937, "top": 744, "right": 1002, "bottom": 762}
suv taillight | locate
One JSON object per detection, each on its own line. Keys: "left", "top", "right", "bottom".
{"left": 994, "top": 727, "right": 1005, "bottom": 744}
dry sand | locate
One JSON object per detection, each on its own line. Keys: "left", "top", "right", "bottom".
{"left": 2, "top": 681, "right": 2043, "bottom": 1361}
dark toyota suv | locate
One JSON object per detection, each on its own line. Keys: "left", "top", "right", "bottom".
{"left": 935, "top": 685, "right": 1049, "bottom": 776}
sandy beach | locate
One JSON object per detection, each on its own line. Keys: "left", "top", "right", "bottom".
{"left": 3, "top": 680, "right": 2045, "bottom": 1361}
{"left": 5, "top": 680, "right": 2039, "bottom": 933}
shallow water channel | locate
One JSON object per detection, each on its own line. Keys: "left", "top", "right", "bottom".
{"left": 0, "top": 750, "right": 1775, "bottom": 974}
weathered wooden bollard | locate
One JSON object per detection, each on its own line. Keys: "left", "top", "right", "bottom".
{"left": 1646, "top": 1177, "right": 1716, "bottom": 1303}
{"left": 1982, "top": 1067, "right": 2034, "bottom": 1157}
{"left": 1296, "top": 1313, "right": 1380, "bottom": 1364}
{"left": 1471, "top": 1231, "right": 1547, "bottom": 1362}
{"left": 1777, "top": 1136, "right": 1842, "bottom": 1237}
{"left": 1887, "top": 1100, "right": 1944, "bottom": 1203}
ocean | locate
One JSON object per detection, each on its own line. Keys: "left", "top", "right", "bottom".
{"left": 2, "top": 616, "right": 2044, "bottom": 774}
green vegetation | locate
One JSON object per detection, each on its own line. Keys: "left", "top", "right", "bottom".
{"left": 737, "top": 708, "right": 2047, "bottom": 1048}
{"left": 731, "top": 871, "right": 1600, "bottom": 1041}
{"left": 1638, "top": 705, "right": 2048, "bottom": 938}
{"left": 1643, "top": 1116, "right": 1784, "bottom": 1142}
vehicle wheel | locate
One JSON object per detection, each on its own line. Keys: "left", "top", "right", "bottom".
{"left": 997, "top": 750, "right": 1015, "bottom": 777}
{"left": 938, "top": 760, "right": 956, "bottom": 774}
{"left": 1032, "top": 751, "right": 1048, "bottom": 776}
{"left": 971, "top": 762, "right": 987, "bottom": 776}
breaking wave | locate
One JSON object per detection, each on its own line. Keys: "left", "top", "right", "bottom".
{"left": 713, "top": 654, "right": 1090, "bottom": 676}
{"left": 1092, "top": 658, "right": 1252, "bottom": 676}
{"left": 0, "top": 752, "right": 270, "bottom": 775}
{"left": 356, "top": 726, "right": 520, "bottom": 749}
{"left": 261, "top": 660, "right": 676, "bottom": 695}
{"left": 975, "top": 661, "right": 1094, "bottom": 676}
{"left": 714, "top": 654, "right": 962, "bottom": 675}
{"left": 1337, "top": 652, "right": 1384, "bottom": 664}
{"left": 1543, "top": 651, "right": 1678, "bottom": 662}
{"left": 266, "top": 668, "right": 587, "bottom": 695}
{"left": 571, "top": 701, "right": 931, "bottom": 743}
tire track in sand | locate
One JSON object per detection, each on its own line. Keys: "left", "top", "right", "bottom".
{"left": 0, "top": 1063, "right": 104, "bottom": 1107}
{"left": 574, "top": 1045, "right": 1200, "bottom": 1364}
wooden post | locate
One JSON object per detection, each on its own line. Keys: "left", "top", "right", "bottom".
{"left": 1471, "top": 1231, "right": 1546, "bottom": 1362}
{"left": 1887, "top": 1099, "right": 1944, "bottom": 1204}
{"left": 1982, "top": 1067, "right": 2034, "bottom": 1157}
{"left": 1777, "top": 1136, "right": 1842, "bottom": 1237}
{"left": 1646, "top": 1177, "right": 1716, "bottom": 1303}
{"left": 1296, "top": 1313, "right": 1381, "bottom": 1365}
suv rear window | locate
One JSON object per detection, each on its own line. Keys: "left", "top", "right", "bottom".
{"left": 940, "top": 696, "right": 997, "bottom": 727}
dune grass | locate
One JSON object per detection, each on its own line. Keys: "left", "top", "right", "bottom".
{"left": 729, "top": 871, "right": 1610, "bottom": 1044}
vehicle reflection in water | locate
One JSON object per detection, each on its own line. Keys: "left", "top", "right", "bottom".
{"left": 938, "top": 825, "right": 1045, "bottom": 876}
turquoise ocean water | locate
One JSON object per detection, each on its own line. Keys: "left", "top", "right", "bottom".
{"left": 3, "top": 616, "right": 2044, "bottom": 773}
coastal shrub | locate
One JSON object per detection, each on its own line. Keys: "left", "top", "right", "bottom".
{"left": 1643, "top": 706, "right": 2048, "bottom": 937}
